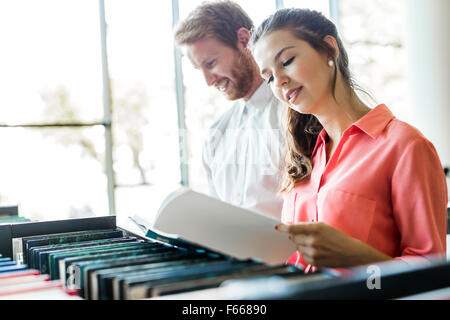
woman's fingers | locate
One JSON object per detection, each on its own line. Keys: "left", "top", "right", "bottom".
{"left": 276, "top": 222, "right": 318, "bottom": 234}
{"left": 290, "top": 234, "right": 309, "bottom": 246}
{"left": 276, "top": 222, "right": 334, "bottom": 267}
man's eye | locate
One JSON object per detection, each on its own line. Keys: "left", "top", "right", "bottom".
{"left": 282, "top": 57, "right": 294, "bottom": 67}
{"left": 267, "top": 75, "right": 274, "bottom": 84}
{"left": 205, "top": 60, "right": 216, "bottom": 68}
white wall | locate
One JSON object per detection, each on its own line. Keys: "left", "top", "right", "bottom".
{"left": 404, "top": 0, "right": 450, "bottom": 172}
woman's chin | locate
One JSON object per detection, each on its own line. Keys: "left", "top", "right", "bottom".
{"left": 288, "top": 103, "right": 308, "bottom": 114}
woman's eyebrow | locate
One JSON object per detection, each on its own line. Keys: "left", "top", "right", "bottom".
{"left": 261, "top": 46, "right": 295, "bottom": 75}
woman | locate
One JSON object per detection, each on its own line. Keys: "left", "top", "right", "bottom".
{"left": 250, "top": 8, "right": 447, "bottom": 270}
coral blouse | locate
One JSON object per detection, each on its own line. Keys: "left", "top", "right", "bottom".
{"left": 282, "top": 104, "right": 447, "bottom": 268}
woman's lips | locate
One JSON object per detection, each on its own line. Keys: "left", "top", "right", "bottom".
{"left": 286, "top": 86, "right": 303, "bottom": 104}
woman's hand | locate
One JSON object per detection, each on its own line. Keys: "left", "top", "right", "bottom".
{"left": 276, "top": 222, "right": 392, "bottom": 268}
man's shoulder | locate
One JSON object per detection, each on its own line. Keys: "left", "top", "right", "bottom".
{"left": 208, "top": 101, "right": 242, "bottom": 132}
{"left": 203, "top": 101, "right": 241, "bottom": 149}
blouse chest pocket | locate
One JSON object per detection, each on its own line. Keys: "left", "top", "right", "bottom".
{"left": 317, "top": 189, "right": 377, "bottom": 243}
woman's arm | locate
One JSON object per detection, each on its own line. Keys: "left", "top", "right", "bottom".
{"left": 390, "top": 139, "right": 447, "bottom": 262}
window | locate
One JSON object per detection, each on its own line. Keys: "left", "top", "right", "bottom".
{"left": 338, "top": 0, "right": 408, "bottom": 119}
{"left": 0, "top": 1, "right": 107, "bottom": 221}
{"left": 0, "top": 1, "right": 104, "bottom": 124}
{"left": 105, "top": 0, "right": 181, "bottom": 224}
{"left": 0, "top": 127, "right": 109, "bottom": 221}
{"left": 283, "top": 0, "right": 330, "bottom": 17}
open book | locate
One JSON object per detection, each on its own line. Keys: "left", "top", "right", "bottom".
{"left": 130, "top": 188, "right": 296, "bottom": 265}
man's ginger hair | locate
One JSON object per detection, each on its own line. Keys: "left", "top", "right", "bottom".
{"left": 174, "top": 0, "right": 254, "bottom": 50}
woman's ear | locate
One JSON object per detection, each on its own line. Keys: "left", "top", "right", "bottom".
{"left": 323, "top": 35, "right": 340, "bottom": 61}
{"left": 236, "top": 27, "right": 251, "bottom": 49}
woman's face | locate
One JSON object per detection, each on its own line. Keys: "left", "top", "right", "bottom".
{"left": 253, "top": 29, "right": 334, "bottom": 114}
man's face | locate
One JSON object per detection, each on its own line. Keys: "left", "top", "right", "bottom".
{"left": 186, "top": 37, "right": 254, "bottom": 100}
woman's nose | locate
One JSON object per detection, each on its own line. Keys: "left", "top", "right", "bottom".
{"left": 274, "top": 71, "right": 289, "bottom": 88}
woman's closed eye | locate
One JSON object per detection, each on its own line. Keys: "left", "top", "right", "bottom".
{"left": 282, "top": 56, "right": 295, "bottom": 67}
{"left": 265, "top": 57, "right": 295, "bottom": 84}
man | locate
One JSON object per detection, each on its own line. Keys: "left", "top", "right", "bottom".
{"left": 174, "top": 0, "right": 284, "bottom": 220}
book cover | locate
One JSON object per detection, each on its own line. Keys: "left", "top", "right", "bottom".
{"left": 130, "top": 188, "right": 297, "bottom": 265}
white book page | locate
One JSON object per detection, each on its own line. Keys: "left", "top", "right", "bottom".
{"left": 151, "top": 188, "right": 296, "bottom": 265}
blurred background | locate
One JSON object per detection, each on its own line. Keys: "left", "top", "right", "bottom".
{"left": 0, "top": 0, "right": 448, "bottom": 225}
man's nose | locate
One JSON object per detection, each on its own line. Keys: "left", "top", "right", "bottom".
{"left": 202, "top": 69, "right": 216, "bottom": 87}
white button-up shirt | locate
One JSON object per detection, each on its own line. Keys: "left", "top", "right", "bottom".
{"left": 202, "top": 82, "right": 285, "bottom": 220}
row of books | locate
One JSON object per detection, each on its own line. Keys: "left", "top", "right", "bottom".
{"left": 0, "top": 254, "right": 80, "bottom": 300}
{"left": 6, "top": 226, "right": 316, "bottom": 300}
{"left": 0, "top": 216, "right": 31, "bottom": 224}
{"left": 0, "top": 206, "right": 31, "bottom": 225}
{"left": 3, "top": 215, "right": 449, "bottom": 300}
{"left": 1, "top": 207, "right": 76, "bottom": 299}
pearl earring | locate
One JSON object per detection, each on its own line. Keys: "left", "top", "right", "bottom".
{"left": 328, "top": 60, "right": 334, "bottom": 67}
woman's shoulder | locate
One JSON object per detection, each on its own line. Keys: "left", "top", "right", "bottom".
{"left": 384, "top": 116, "right": 431, "bottom": 146}
{"left": 382, "top": 117, "right": 441, "bottom": 164}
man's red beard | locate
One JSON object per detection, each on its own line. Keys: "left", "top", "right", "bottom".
{"left": 221, "top": 51, "right": 255, "bottom": 100}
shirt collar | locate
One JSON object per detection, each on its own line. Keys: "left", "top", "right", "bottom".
{"left": 352, "top": 104, "right": 395, "bottom": 139}
{"left": 238, "top": 82, "right": 273, "bottom": 110}
{"left": 311, "top": 129, "right": 327, "bottom": 158}
{"left": 311, "top": 104, "right": 395, "bottom": 157}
